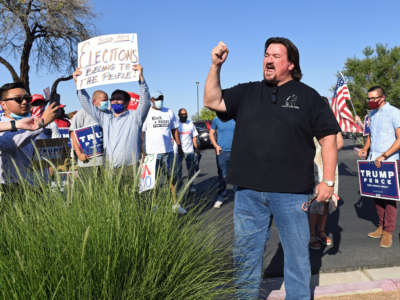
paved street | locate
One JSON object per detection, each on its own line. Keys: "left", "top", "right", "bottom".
{"left": 189, "top": 138, "right": 400, "bottom": 279}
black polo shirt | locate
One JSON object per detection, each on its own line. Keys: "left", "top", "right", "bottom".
{"left": 218, "top": 79, "right": 340, "bottom": 194}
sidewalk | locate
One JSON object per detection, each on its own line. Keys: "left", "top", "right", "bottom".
{"left": 262, "top": 266, "right": 400, "bottom": 299}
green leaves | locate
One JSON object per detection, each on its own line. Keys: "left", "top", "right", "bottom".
{"left": 342, "top": 44, "right": 400, "bottom": 117}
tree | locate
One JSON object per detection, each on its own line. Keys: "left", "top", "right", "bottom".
{"left": 0, "top": 0, "right": 96, "bottom": 93}
{"left": 192, "top": 107, "right": 216, "bottom": 121}
{"left": 342, "top": 44, "right": 400, "bottom": 117}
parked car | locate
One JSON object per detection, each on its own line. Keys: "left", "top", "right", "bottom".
{"left": 194, "top": 121, "right": 212, "bottom": 149}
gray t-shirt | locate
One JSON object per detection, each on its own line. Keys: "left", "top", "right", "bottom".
{"left": 70, "top": 109, "right": 104, "bottom": 167}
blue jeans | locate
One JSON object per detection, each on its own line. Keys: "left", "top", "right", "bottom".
{"left": 234, "top": 189, "right": 311, "bottom": 300}
{"left": 216, "top": 151, "right": 231, "bottom": 201}
{"left": 177, "top": 152, "right": 196, "bottom": 179}
{"left": 155, "top": 152, "right": 177, "bottom": 184}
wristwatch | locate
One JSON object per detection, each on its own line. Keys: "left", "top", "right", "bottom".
{"left": 322, "top": 179, "right": 335, "bottom": 187}
{"left": 10, "top": 120, "right": 17, "bottom": 132}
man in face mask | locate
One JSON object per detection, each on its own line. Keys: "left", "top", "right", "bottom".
{"left": 175, "top": 108, "right": 199, "bottom": 192}
{"left": 73, "top": 64, "right": 151, "bottom": 168}
{"left": 358, "top": 85, "right": 400, "bottom": 248}
{"left": 141, "top": 92, "right": 185, "bottom": 214}
{"left": 0, "top": 82, "right": 58, "bottom": 185}
{"left": 70, "top": 90, "right": 108, "bottom": 174}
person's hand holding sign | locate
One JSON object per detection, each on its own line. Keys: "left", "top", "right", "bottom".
{"left": 358, "top": 148, "right": 368, "bottom": 159}
{"left": 132, "top": 64, "right": 144, "bottom": 82}
{"left": 73, "top": 68, "right": 82, "bottom": 86}
{"left": 375, "top": 153, "right": 387, "bottom": 168}
{"left": 77, "top": 152, "right": 89, "bottom": 163}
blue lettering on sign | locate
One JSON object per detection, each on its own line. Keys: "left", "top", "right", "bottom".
{"left": 58, "top": 128, "right": 71, "bottom": 148}
{"left": 144, "top": 176, "right": 152, "bottom": 188}
{"left": 358, "top": 161, "right": 400, "bottom": 200}
{"left": 75, "top": 125, "right": 104, "bottom": 157}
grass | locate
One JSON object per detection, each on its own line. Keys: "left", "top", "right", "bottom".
{"left": 0, "top": 164, "right": 234, "bottom": 299}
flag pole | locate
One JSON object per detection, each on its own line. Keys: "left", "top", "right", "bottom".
{"left": 340, "top": 72, "right": 358, "bottom": 118}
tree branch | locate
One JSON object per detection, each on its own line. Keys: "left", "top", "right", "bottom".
{"left": 50, "top": 75, "right": 73, "bottom": 98}
{"left": 0, "top": 56, "right": 19, "bottom": 82}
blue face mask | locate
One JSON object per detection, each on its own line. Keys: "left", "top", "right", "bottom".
{"left": 154, "top": 100, "right": 163, "bottom": 109}
{"left": 111, "top": 103, "right": 125, "bottom": 114}
{"left": 99, "top": 101, "right": 109, "bottom": 111}
{"left": 11, "top": 112, "right": 31, "bottom": 120}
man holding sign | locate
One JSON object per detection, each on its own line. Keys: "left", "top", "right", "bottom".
{"left": 358, "top": 85, "right": 400, "bottom": 248}
{"left": 73, "top": 63, "right": 150, "bottom": 168}
{"left": 70, "top": 90, "right": 109, "bottom": 174}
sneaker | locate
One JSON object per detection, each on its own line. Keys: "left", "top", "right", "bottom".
{"left": 172, "top": 204, "right": 187, "bottom": 215}
{"left": 380, "top": 231, "right": 392, "bottom": 248}
{"left": 213, "top": 200, "right": 223, "bottom": 208}
{"left": 368, "top": 226, "right": 383, "bottom": 239}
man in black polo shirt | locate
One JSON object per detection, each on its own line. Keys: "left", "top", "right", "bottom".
{"left": 204, "top": 37, "right": 340, "bottom": 300}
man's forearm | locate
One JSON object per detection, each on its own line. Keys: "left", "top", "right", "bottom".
{"left": 319, "top": 134, "right": 338, "bottom": 182}
{"left": 204, "top": 65, "right": 226, "bottom": 112}
{"left": 382, "top": 138, "right": 400, "bottom": 158}
{"left": 209, "top": 130, "right": 219, "bottom": 148}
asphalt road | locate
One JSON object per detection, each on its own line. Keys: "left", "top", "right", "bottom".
{"left": 187, "top": 138, "right": 400, "bottom": 277}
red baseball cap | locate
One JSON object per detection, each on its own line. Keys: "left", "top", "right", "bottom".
{"left": 31, "top": 94, "right": 45, "bottom": 104}
{"left": 59, "top": 104, "right": 66, "bottom": 108}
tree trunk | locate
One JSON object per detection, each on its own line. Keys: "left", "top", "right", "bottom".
{"left": 19, "top": 36, "right": 34, "bottom": 94}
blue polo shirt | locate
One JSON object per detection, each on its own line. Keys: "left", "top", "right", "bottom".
{"left": 211, "top": 117, "right": 235, "bottom": 151}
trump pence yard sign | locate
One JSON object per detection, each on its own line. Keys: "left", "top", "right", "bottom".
{"left": 77, "top": 33, "right": 139, "bottom": 89}
{"left": 358, "top": 160, "right": 400, "bottom": 201}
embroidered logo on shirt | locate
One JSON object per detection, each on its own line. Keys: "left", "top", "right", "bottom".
{"left": 281, "top": 94, "right": 299, "bottom": 109}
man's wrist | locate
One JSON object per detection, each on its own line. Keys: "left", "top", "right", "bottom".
{"left": 10, "top": 120, "right": 17, "bottom": 131}
{"left": 382, "top": 152, "right": 388, "bottom": 159}
{"left": 322, "top": 179, "right": 335, "bottom": 187}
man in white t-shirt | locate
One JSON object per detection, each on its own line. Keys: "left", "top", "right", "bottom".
{"left": 176, "top": 108, "right": 199, "bottom": 192}
{"left": 142, "top": 91, "right": 185, "bottom": 214}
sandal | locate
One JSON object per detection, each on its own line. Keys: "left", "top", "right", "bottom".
{"left": 319, "top": 232, "right": 332, "bottom": 246}
{"left": 309, "top": 235, "right": 321, "bottom": 250}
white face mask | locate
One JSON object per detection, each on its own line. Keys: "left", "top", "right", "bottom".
{"left": 154, "top": 100, "right": 163, "bottom": 109}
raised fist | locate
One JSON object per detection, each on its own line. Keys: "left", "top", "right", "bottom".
{"left": 211, "top": 41, "right": 229, "bottom": 66}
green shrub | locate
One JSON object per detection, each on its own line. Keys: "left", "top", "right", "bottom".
{"left": 0, "top": 166, "right": 233, "bottom": 299}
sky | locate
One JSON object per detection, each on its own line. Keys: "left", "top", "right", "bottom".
{"left": 2, "top": 0, "right": 400, "bottom": 118}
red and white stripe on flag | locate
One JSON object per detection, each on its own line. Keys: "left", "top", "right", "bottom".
{"left": 331, "top": 75, "right": 362, "bottom": 133}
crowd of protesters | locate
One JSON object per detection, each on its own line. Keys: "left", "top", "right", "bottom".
{"left": 1, "top": 36, "right": 400, "bottom": 300}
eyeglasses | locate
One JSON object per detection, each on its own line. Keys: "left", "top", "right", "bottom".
{"left": 3, "top": 95, "right": 32, "bottom": 103}
{"left": 301, "top": 195, "right": 317, "bottom": 212}
{"left": 367, "top": 96, "right": 382, "bottom": 102}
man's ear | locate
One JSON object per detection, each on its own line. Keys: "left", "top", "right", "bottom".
{"left": 288, "top": 62, "right": 294, "bottom": 71}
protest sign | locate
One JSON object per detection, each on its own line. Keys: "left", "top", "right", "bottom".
{"left": 77, "top": 33, "right": 139, "bottom": 89}
{"left": 139, "top": 154, "right": 156, "bottom": 193}
{"left": 363, "top": 115, "right": 370, "bottom": 136}
{"left": 358, "top": 160, "right": 400, "bottom": 201}
{"left": 58, "top": 127, "right": 71, "bottom": 148}
{"left": 73, "top": 124, "right": 104, "bottom": 157}
{"left": 128, "top": 92, "right": 140, "bottom": 110}
{"left": 34, "top": 138, "right": 69, "bottom": 167}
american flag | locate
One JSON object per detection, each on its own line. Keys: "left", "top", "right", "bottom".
{"left": 331, "top": 74, "right": 362, "bottom": 133}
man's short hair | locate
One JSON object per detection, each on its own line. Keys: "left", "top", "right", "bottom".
{"left": 111, "top": 89, "right": 130, "bottom": 102}
{"left": 92, "top": 90, "right": 107, "bottom": 100}
{"left": 368, "top": 85, "right": 385, "bottom": 96}
{"left": 264, "top": 37, "right": 302, "bottom": 81}
{"left": 178, "top": 108, "right": 187, "bottom": 115}
{"left": 0, "top": 82, "right": 27, "bottom": 100}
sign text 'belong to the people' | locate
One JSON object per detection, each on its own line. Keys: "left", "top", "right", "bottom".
{"left": 77, "top": 33, "right": 139, "bottom": 89}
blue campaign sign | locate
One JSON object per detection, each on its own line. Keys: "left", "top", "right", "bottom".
{"left": 74, "top": 125, "right": 104, "bottom": 157}
{"left": 58, "top": 127, "right": 71, "bottom": 148}
{"left": 358, "top": 160, "right": 400, "bottom": 201}
{"left": 363, "top": 115, "right": 370, "bottom": 136}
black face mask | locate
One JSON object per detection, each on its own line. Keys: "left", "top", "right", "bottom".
{"left": 179, "top": 115, "right": 187, "bottom": 123}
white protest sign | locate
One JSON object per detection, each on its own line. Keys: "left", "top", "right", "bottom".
{"left": 77, "top": 33, "right": 139, "bottom": 89}
{"left": 139, "top": 154, "right": 157, "bottom": 193}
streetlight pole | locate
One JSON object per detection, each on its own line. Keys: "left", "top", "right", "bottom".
{"left": 196, "top": 81, "right": 200, "bottom": 120}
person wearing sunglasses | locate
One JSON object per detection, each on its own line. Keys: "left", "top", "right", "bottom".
{"left": 0, "top": 82, "right": 59, "bottom": 186}
{"left": 358, "top": 86, "right": 400, "bottom": 248}
{"left": 73, "top": 64, "right": 151, "bottom": 169}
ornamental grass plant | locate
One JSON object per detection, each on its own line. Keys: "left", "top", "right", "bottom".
{"left": 0, "top": 164, "right": 234, "bottom": 299}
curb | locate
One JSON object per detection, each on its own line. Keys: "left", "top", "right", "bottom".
{"left": 267, "top": 279, "right": 400, "bottom": 299}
